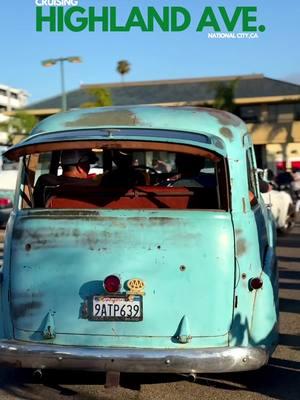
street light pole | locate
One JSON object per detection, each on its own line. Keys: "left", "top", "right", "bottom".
{"left": 59, "top": 59, "right": 66, "bottom": 112}
{"left": 41, "top": 56, "right": 82, "bottom": 112}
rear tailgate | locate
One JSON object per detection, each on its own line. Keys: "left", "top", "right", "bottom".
{"left": 10, "top": 210, "right": 235, "bottom": 346}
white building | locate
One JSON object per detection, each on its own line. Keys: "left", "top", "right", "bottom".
{"left": 0, "top": 84, "right": 29, "bottom": 143}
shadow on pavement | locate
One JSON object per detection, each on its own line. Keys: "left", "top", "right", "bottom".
{"left": 279, "top": 333, "right": 300, "bottom": 348}
{"left": 279, "top": 297, "right": 300, "bottom": 314}
{"left": 0, "top": 363, "right": 300, "bottom": 400}
{"left": 0, "top": 369, "right": 109, "bottom": 400}
{"left": 277, "top": 238, "right": 300, "bottom": 248}
{"left": 279, "top": 270, "right": 300, "bottom": 280}
{"left": 279, "top": 282, "right": 300, "bottom": 290}
{"left": 194, "top": 362, "right": 300, "bottom": 400}
{"left": 278, "top": 256, "right": 300, "bottom": 263}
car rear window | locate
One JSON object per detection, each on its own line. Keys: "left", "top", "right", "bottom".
{"left": 20, "top": 143, "right": 230, "bottom": 211}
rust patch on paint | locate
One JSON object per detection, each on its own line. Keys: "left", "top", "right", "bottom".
{"left": 242, "top": 197, "right": 247, "bottom": 213}
{"left": 206, "top": 109, "right": 241, "bottom": 127}
{"left": 64, "top": 110, "right": 141, "bottom": 128}
{"left": 12, "top": 301, "right": 43, "bottom": 319}
{"left": 72, "top": 228, "right": 80, "bottom": 237}
{"left": 237, "top": 238, "right": 247, "bottom": 256}
{"left": 220, "top": 127, "right": 234, "bottom": 141}
{"left": 148, "top": 217, "right": 175, "bottom": 223}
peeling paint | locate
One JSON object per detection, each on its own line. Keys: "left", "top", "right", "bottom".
{"left": 220, "top": 127, "right": 234, "bottom": 141}
{"left": 206, "top": 109, "right": 241, "bottom": 127}
{"left": 64, "top": 110, "right": 140, "bottom": 128}
{"left": 12, "top": 301, "right": 42, "bottom": 319}
{"left": 72, "top": 228, "right": 80, "bottom": 237}
{"left": 242, "top": 197, "right": 247, "bottom": 213}
{"left": 236, "top": 238, "right": 247, "bottom": 256}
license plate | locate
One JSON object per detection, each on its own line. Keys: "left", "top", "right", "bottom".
{"left": 91, "top": 295, "right": 143, "bottom": 321}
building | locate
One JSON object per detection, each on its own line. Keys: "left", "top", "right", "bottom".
{"left": 26, "top": 74, "right": 300, "bottom": 171}
{"left": 0, "top": 84, "right": 28, "bottom": 113}
{"left": 0, "top": 84, "right": 29, "bottom": 144}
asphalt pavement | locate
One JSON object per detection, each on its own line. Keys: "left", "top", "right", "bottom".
{"left": 0, "top": 223, "right": 299, "bottom": 400}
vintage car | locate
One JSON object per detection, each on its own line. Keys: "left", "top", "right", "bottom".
{"left": 0, "top": 154, "right": 18, "bottom": 227}
{"left": 0, "top": 106, "right": 278, "bottom": 382}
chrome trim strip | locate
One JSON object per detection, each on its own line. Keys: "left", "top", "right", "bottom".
{"left": 0, "top": 341, "right": 269, "bottom": 373}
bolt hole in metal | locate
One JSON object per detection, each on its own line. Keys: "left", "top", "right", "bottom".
{"left": 157, "top": 245, "right": 161, "bottom": 249}
{"left": 25, "top": 243, "right": 31, "bottom": 251}
{"left": 180, "top": 265, "right": 186, "bottom": 272}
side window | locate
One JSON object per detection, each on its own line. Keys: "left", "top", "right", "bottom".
{"left": 246, "top": 148, "right": 258, "bottom": 201}
{"left": 19, "top": 153, "right": 52, "bottom": 209}
{"left": 34, "top": 152, "right": 52, "bottom": 184}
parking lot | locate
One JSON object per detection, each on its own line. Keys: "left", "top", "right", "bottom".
{"left": 0, "top": 224, "right": 299, "bottom": 400}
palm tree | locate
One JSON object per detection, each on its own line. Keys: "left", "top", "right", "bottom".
{"left": 213, "top": 79, "right": 238, "bottom": 113}
{"left": 80, "top": 88, "right": 112, "bottom": 108}
{"left": 117, "top": 60, "right": 131, "bottom": 83}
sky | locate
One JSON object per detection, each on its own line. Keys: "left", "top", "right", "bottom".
{"left": 1, "top": 0, "right": 300, "bottom": 104}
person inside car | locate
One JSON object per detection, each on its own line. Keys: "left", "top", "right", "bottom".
{"left": 33, "top": 149, "right": 98, "bottom": 207}
{"left": 167, "top": 153, "right": 216, "bottom": 188}
{"left": 100, "top": 150, "right": 148, "bottom": 188}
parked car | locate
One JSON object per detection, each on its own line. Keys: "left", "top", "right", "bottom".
{"left": 0, "top": 188, "right": 14, "bottom": 227}
{"left": 0, "top": 151, "right": 18, "bottom": 227}
{"left": 0, "top": 106, "right": 278, "bottom": 381}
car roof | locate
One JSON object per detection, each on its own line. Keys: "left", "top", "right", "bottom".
{"left": 30, "top": 105, "right": 246, "bottom": 138}
{"left": 5, "top": 106, "right": 250, "bottom": 161}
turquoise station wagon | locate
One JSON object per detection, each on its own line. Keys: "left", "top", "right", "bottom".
{"left": 0, "top": 106, "right": 278, "bottom": 381}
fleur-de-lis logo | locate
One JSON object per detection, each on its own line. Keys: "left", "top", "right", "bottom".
{"left": 127, "top": 278, "right": 145, "bottom": 295}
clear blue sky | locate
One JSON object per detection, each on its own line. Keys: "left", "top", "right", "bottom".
{"left": 1, "top": 0, "right": 299, "bottom": 104}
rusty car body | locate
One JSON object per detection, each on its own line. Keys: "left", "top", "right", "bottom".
{"left": 0, "top": 106, "right": 278, "bottom": 375}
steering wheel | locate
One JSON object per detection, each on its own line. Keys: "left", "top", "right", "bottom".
{"left": 133, "top": 165, "right": 159, "bottom": 175}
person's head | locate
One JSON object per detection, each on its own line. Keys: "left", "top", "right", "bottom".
{"left": 112, "top": 150, "right": 133, "bottom": 169}
{"left": 61, "top": 149, "right": 98, "bottom": 178}
{"left": 175, "top": 153, "right": 205, "bottom": 176}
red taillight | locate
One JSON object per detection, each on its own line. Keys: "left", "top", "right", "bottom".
{"left": 0, "top": 198, "right": 12, "bottom": 208}
{"left": 249, "top": 277, "right": 263, "bottom": 290}
{"left": 103, "top": 275, "right": 121, "bottom": 293}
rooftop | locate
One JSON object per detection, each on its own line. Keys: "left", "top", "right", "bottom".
{"left": 27, "top": 74, "right": 300, "bottom": 111}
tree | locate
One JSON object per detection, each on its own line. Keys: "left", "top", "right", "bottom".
{"left": 117, "top": 60, "right": 131, "bottom": 82}
{"left": 0, "top": 111, "right": 38, "bottom": 138}
{"left": 80, "top": 88, "right": 112, "bottom": 108}
{"left": 213, "top": 80, "right": 238, "bottom": 113}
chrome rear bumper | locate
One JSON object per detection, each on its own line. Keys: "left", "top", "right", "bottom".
{"left": 0, "top": 340, "right": 269, "bottom": 373}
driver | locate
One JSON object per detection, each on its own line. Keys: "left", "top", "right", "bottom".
{"left": 168, "top": 153, "right": 216, "bottom": 188}
{"left": 100, "top": 150, "right": 148, "bottom": 187}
